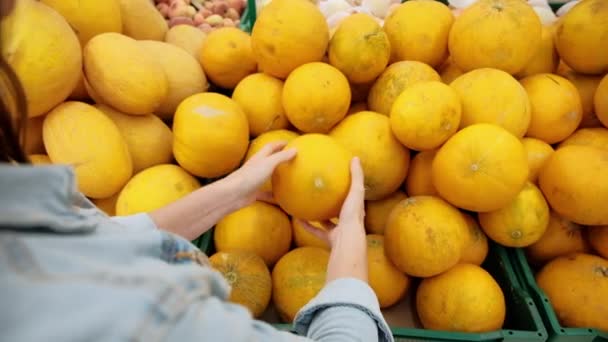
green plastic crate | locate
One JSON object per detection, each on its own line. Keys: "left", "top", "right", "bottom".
{"left": 509, "top": 249, "right": 608, "bottom": 342}
{"left": 202, "top": 229, "right": 547, "bottom": 341}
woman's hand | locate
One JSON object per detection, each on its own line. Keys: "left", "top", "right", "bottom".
{"left": 295, "top": 157, "right": 366, "bottom": 248}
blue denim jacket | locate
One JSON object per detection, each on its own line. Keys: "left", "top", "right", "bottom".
{"left": 0, "top": 165, "right": 392, "bottom": 342}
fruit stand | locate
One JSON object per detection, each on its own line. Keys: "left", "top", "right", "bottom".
{"left": 2, "top": 0, "right": 608, "bottom": 340}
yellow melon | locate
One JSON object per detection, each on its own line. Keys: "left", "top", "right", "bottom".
{"left": 328, "top": 13, "right": 390, "bottom": 84}
{"left": 460, "top": 213, "right": 489, "bottom": 266}
{"left": 116, "top": 164, "right": 200, "bottom": 215}
{"left": 272, "top": 247, "right": 329, "bottom": 322}
{"left": 365, "top": 190, "right": 407, "bottom": 235}
{"left": 251, "top": 0, "right": 329, "bottom": 79}
{"left": 539, "top": 145, "right": 608, "bottom": 225}
{"left": 516, "top": 25, "right": 559, "bottom": 78}
{"left": 438, "top": 57, "right": 464, "bottom": 85}
{"left": 292, "top": 218, "right": 330, "bottom": 250}
{"left": 536, "top": 253, "right": 608, "bottom": 331}
{"left": 417, "top": 264, "right": 506, "bottom": 332}
{"left": 94, "top": 104, "right": 173, "bottom": 173}
{"left": 173, "top": 92, "right": 249, "bottom": 178}
{"left": 557, "top": 62, "right": 603, "bottom": 128}
{"left": 367, "top": 234, "right": 410, "bottom": 308}
{"left": 282, "top": 62, "right": 351, "bottom": 133}
{"left": 390, "top": 81, "right": 461, "bottom": 150}
{"left": 448, "top": 0, "right": 542, "bottom": 74}
{"left": 330, "top": 111, "right": 410, "bottom": 200}
{"left": 526, "top": 211, "right": 590, "bottom": 265}
{"left": 118, "top": 0, "right": 167, "bottom": 41}
{"left": 384, "top": 0, "right": 453, "bottom": 67}
{"left": 368, "top": 61, "right": 440, "bottom": 115}
{"left": 232, "top": 73, "right": 289, "bottom": 136}
{"left": 215, "top": 201, "right": 292, "bottom": 266}
{"left": 384, "top": 196, "right": 468, "bottom": 277}
{"left": 209, "top": 251, "right": 272, "bottom": 318}
{"left": 432, "top": 124, "right": 529, "bottom": 212}
{"left": 93, "top": 191, "right": 120, "bottom": 216}
{"left": 1, "top": 0, "right": 81, "bottom": 117}
{"left": 244, "top": 129, "right": 299, "bottom": 193}
{"left": 521, "top": 73, "right": 582, "bottom": 144}
{"left": 40, "top": 0, "right": 122, "bottom": 46}
{"left": 522, "top": 137, "right": 554, "bottom": 183}
{"left": 272, "top": 134, "right": 352, "bottom": 221}
{"left": 200, "top": 27, "right": 257, "bottom": 89}
{"left": 555, "top": 0, "right": 608, "bottom": 75}
{"left": 450, "top": 68, "right": 531, "bottom": 137}
{"left": 479, "top": 182, "right": 550, "bottom": 247}
{"left": 43, "top": 101, "right": 132, "bottom": 199}
{"left": 138, "top": 40, "right": 208, "bottom": 120}
{"left": 588, "top": 226, "right": 608, "bottom": 259}
{"left": 595, "top": 74, "right": 608, "bottom": 128}
{"left": 558, "top": 128, "right": 608, "bottom": 151}
{"left": 82, "top": 74, "right": 105, "bottom": 105}
{"left": 165, "top": 24, "right": 207, "bottom": 59}
{"left": 28, "top": 154, "right": 52, "bottom": 165}
{"left": 84, "top": 33, "right": 168, "bottom": 115}
{"left": 24, "top": 115, "right": 45, "bottom": 154}
{"left": 405, "top": 150, "right": 439, "bottom": 197}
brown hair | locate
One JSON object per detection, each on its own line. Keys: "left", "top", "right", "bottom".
{"left": 0, "top": 56, "right": 29, "bottom": 163}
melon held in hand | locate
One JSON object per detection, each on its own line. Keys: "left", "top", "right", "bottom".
{"left": 272, "top": 134, "right": 352, "bottom": 221}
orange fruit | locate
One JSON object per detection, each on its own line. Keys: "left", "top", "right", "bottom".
{"left": 554, "top": 0, "right": 608, "bottom": 75}
{"left": 232, "top": 73, "right": 289, "bottom": 137}
{"left": 291, "top": 218, "right": 330, "bottom": 250}
{"left": 367, "top": 234, "right": 410, "bottom": 308}
{"left": 330, "top": 111, "right": 410, "bottom": 200}
{"left": 595, "top": 74, "right": 608, "bottom": 128}
{"left": 272, "top": 247, "right": 329, "bottom": 322}
{"left": 448, "top": 0, "right": 541, "bottom": 74}
{"left": 384, "top": 0, "right": 454, "bottom": 67}
{"left": 539, "top": 145, "right": 608, "bottom": 225}
{"left": 365, "top": 190, "right": 407, "bottom": 235}
{"left": 432, "top": 124, "right": 529, "bottom": 212}
{"left": 522, "top": 137, "right": 554, "bottom": 183}
{"left": 328, "top": 13, "right": 390, "bottom": 84}
{"left": 405, "top": 150, "right": 438, "bottom": 197}
{"left": 479, "top": 182, "right": 550, "bottom": 247}
{"left": 209, "top": 251, "right": 272, "bottom": 318}
{"left": 460, "top": 213, "right": 489, "bottom": 266}
{"left": 526, "top": 211, "right": 590, "bottom": 265}
{"left": 416, "top": 264, "right": 506, "bottom": 332}
{"left": 272, "top": 134, "right": 352, "bottom": 221}
{"left": 521, "top": 74, "right": 582, "bottom": 144}
{"left": 516, "top": 25, "right": 559, "bottom": 78}
{"left": 173, "top": 92, "right": 249, "bottom": 178}
{"left": 390, "top": 81, "right": 461, "bottom": 151}
{"left": 556, "top": 61, "right": 603, "bottom": 128}
{"left": 200, "top": 27, "right": 257, "bottom": 89}
{"left": 587, "top": 226, "right": 608, "bottom": 259}
{"left": 282, "top": 62, "right": 351, "bottom": 133}
{"left": 450, "top": 68, "right": 531, "bottom": 138}
{"left": 245, "top": 129, "right": 299, "bottom": 193}
{"left": 251, "top": 0, "right": 329, "bottom": 79}
{"left": 214, "top": 201, "right": 292, "bottom": 266}
{"left": 536, "top": 253, "right": 608, "bottom": 331}
{"left": 384, "top": 196, "right": 468, "bottom": 277}
{"left": 558, "top": 127, "right": 608, "bottom": 152}
{"left": 367, "top": 61, "right": 440, "bottom": 116}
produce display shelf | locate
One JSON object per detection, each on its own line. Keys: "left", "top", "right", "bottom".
{"left": 508, "top": 248, "right": 608, "bottom": 342}
{"left": 200, "top": 228, "right": 548, "bottom": 341}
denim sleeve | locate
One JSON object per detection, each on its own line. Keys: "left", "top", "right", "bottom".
{"left": 165, "top": 278, "right": 393, "bottom": 342}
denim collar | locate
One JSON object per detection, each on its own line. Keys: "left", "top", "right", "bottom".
{"left": 0, "top": 164, "right": 101, "bottom": 233}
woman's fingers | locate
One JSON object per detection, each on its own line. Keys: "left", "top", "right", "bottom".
{"left": 248, "top": 141, "right": 289, "bottom": 162}
{"left": 340, "top": 157, "right": 365, "bottom": 218}
{"left": 266, "top": 148, "right": 297, "bottom": 168}
{"left": 318, "top": 220, "right": 337, "bottom": 231}
{"left": 255, "top": 191, "right": 276, "bottom": 204}
{"left": 296, "top": 219, "right": 331, "bottom": 243}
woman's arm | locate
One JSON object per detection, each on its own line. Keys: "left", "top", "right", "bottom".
{"left": 148, "top": 143, "right": 296, "bottom": 241}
